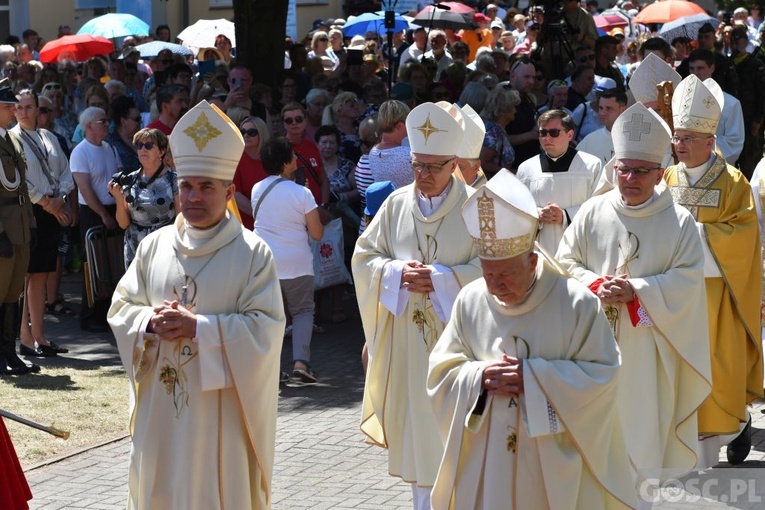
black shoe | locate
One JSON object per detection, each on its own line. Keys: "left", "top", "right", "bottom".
{"left": 46, "top": 341, "right": 68, "bottom": 354}
{"left": 20, "top": 344, "right": 58, "bottom": 357}
{"left": 4, "top": 353, "right": 40, "bottom": 374}
{"left": 726, "top": 415, "right": 752, "bottom": 465}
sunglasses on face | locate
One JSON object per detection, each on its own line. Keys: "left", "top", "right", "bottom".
{"left": 538, "top": 128, "right": 564, "bottom": 138}
{"left": 284, "top": 115, "right": 305, "bottom": 124}
{"left": 38, "top": 107, "right": 51, "bottom": 114}
{"left": 135, "top": 141, "right": 155, "bottom": 150}
{"left": 240, "top": 128, "right": 259, "bottom": 137}
{"left": 579, "top": 54, "right": 595, "bottom": 63}
{"left": 43, "top": 83, "right": 62, "bottom": 91}
{"left": 318, "top": 37, "right": 328, "bottom": 42}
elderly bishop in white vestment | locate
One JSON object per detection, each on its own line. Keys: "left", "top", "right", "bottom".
{"left": 108, "top": 101, "right": 285, "bottom": 510}
{"left": 353, "top": 102, "right": 482, "bottom": 508}
{"left": 427, "top": 170, "right": 637, "bottom": 510}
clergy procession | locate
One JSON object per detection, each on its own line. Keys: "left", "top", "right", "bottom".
{"left": 5, "top": 1, "right": 765, "bottom": 509}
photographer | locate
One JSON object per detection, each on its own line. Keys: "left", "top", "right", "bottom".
{"left": 107, "top": 128, "right": 178, "bottom": 269}
{"left": 562, "top": 0, "right": 598, "bottom": 49}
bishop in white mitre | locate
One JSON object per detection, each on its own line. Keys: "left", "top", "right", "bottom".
{"left": 427, "top": 169, "right": 637, "bottom": 510}
{"left": 557, "top": 103, "right": 712, "bottom": 503}
{"left": 108, "top": 101, "right": 285, "bottom": 510}
{"left": 352, "top": 102, "right": 482, "bottom": 510}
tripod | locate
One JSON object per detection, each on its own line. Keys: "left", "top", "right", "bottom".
{"left": 533, "top": 2, "right": 576, "bottom": 79}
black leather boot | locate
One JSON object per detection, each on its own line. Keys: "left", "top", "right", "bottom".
{"left": 726, "top": 413, "right": 752, "bottom": 465}
{"left": 1, "top": 302, "right": 39, "bottom": 375}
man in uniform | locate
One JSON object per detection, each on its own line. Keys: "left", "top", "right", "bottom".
{"left": 0, "top": 78, "right": 37, "bottom": 375}
{"left": 663, "top": 75, "right": 763, "bottom": 466}
{"left": 107, "top": 101, "right": 285, "bottom": 508}
{"left": 352, "top": 102, "right": 481, "bottom": 510}
{"left": 427, "top": 169, "right": 636, "bottom": 510}
{"left": 558, "top": 103, "right": 712, "bottom": 498}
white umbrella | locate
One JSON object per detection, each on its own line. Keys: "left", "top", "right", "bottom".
{"left": 177, "top": 19, "right": 236, "bottom": 49}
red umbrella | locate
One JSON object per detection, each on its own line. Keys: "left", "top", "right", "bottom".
{"left": 416, "top": 2, "right": 476, "bottom": 17}
{"left": 594, "top": 14, "right": 629, "bottom": 31}
{"left": 39, "top": 35, "right": 114, "bottom": 63}
{"left": 633, "top": 0, "right": 706, "bottom": 24}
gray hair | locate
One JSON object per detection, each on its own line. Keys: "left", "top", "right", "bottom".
{"left": 79, "top": 106, "right": 105, "bottom": 132}
{"left": 458, "top": 82, "right": 490, "bottom": 113}
{"left": 305, "top": 88, "right": 330, "bottom": 106}
{"left": 480, "top": 86, "right": 521, "bottom": 121}
{"left": 104, "top": 80, "right": 126, "bottom": 96}
{"left": 428, "top": 29, "right": 446, "bottom": 43}
{"left": 0, "top": 45, "right": 15, "bottom": 62}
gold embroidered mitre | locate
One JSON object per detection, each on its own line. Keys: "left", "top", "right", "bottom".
{"left": 169, "top": 100, "right": 244, "bottom": 181}
{"left": 461, "top": 169, "right": 539, "bottom": 260}
{"left": 671, "top": 74, "right": 721, "bottom": 135}
{"left": 406, "top": 102, "right": 464, "bottom": 156}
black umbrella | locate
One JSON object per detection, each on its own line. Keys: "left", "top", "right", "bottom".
{"left": 412, "top": 10, "right": 474, "bottom": 31}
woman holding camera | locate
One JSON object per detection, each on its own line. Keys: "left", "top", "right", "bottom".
{"left": 107, "top": 128, "right": 178, "bottom": 269}
{"left": 12, "top": 89, "right": 74, "bottom": 358}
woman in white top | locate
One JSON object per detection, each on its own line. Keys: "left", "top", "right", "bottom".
{"left": 368, "top": 99, "right": 414, "bottom": 190}
{"left": 252, "top": 138, "right": 324, "bottom": 385}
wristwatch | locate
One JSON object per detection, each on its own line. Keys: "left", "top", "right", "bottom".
{"left": 321, "top": 202, "right": 330, "bottom": 209}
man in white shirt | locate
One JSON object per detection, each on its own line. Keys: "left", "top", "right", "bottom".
{"left": 577, "top": 88, "right": 628, "bottom": 166}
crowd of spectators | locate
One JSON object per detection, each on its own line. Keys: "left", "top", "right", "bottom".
{"left": 3, "top": 0, "right": 765, "bottom": 369}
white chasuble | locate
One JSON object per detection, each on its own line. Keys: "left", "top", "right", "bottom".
{"left": 352, "top": 176, "right": 482, "bottom": 487}
{"left": 557, "top": 188, "right": 712, "bottom": 482}
{"left": 108, "top": 214, "right": 285, "bottom": 510}
{"left": 428, "top": 260, "right": 636, "bottom": 510}
{"left": 516, "top": 150, "right": 603, "bottom": 254}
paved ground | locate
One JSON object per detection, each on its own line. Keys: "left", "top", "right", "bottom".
{"left": 13, "top": 274, "right": 765, "bottom": 509}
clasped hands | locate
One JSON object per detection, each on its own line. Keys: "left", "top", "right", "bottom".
{"left": 401, "top": 261, "right": 433, "bottom": 294}
{"left": 146, "top": 300, "right": 197, "bottom": 341}
{"left": 482, "top": 354, "right": 523, "bottom": 396}
{"left": 539, "top": 203, "right": 563, "bottom": 225}
{"left": 596, "top": 274, "right": 635, "bottom": 305}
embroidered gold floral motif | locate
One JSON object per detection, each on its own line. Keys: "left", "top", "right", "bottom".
{"left": 507, "top": 432, "right": 517, "bottom": 453}
{"left": 158, "top": 342, "right": 198, "bottom": 418}
{"left": 604, "top": 305, "right": 619, "bottom": 329}
{"left": 183, "top": 112, "right": 222, "bottom": 152}
{"left": 412, "top": 308, "right": 425, "bottom": 331}
{"left": 412, "top": 301, "right": 439, "bottom": 352}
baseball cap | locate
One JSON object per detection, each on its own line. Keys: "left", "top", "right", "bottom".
{"left": 473, "top": 13, "right": 491, "bottom": 23}
{"left": 390, "top": 82, "right": 415, "bottom": 101}
{"left": 594, "top": 77, "right": 617, "bottom": 92}
{"left": 364, "top": 181, "right": 396, "bottom": 216}
{"left": 526, "top": 20, "right": 541, "bottom": 29}
{"left": 491, "top": 20, "right": 504, "bottom": 30}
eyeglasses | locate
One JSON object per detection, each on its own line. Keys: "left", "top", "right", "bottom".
{"left": 614, "top": 165, "right": 661, "bottom": 176}
{"left": 135, "top": 141, "right": 155, "bottom": 150}
{"left": 92, "top": 118, "right": 109, "bottom": 125}
{"left": 318, "top": 37, "right": 329, "bottom": 42}
{"left": 43, "top": 83, "right": 62, "bottom": 91}
{"left": 538, "top": 128, "right": 565, "bottom": 138}
{"left": 509, "top": 57, "right": 532, "bottom": 74}
{"left": 411, "top": 157, "right": 455, "bottom": 176}
{"left": 240, "top": 128, "right": 259, "bottom": 137}
{"left": 283, "top": 115, "right": 305, "bottom": 124}
{"left": 671, "top": 135, "right": 712, "bottom": 145}
{"left": 38, "top": 107, "right": 51, "bottom": 114}
{"left": 578, "top": 54, "right": 595, "bottom": 63}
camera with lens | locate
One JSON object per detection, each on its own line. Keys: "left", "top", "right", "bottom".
{"left": 111, "top": 169, "right": 134, "bottom": 187}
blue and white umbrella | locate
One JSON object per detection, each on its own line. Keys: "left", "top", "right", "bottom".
{"left": 343, "top": 11, "right": 416, "bottom": 37}
{"left": 77, "top": 13, "right": 150, "bottom": 39}
{"left": 132, "top": 41, "right": 194, "bottom": 59}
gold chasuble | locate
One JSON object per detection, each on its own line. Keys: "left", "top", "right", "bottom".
{"left": 352, "top": 176, "right": 481, "bottom": 487}
{"left": 664, "top": 155, "right": 764, "bottom": 435}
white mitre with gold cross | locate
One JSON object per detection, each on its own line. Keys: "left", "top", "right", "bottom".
{"left": 630, "top": 52, "right": 681, "bottom": 105}
{"left": 170, "top": 100, "right": 244, "bottom": 181}
{"left": 456, "top": 104, "right": 486, "bottom": 160}
{"left": 672, "top": 74, "right": 721, "bottom": 135}
{"left": 406, "top": 101, "right": 464, "bottom": 156}
{"left": 612, "top": 102, "right": 671, "bottom": 165}
{"left": 461, "top": 169, "right": 539, "bottom": 260}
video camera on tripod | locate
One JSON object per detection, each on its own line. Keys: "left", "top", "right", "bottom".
{"left": 531, "top": 0, "right": 576, "bottom": 78}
